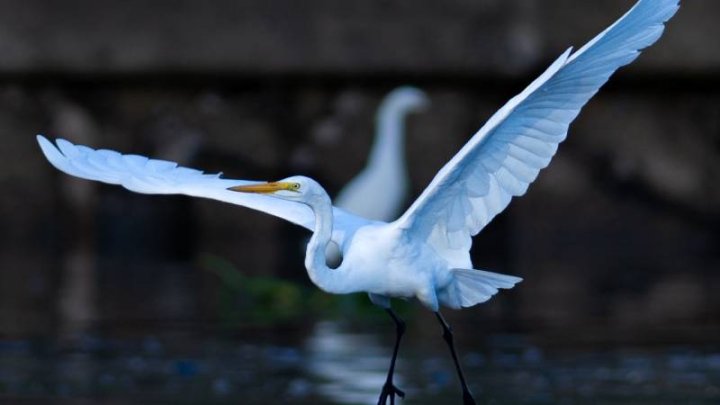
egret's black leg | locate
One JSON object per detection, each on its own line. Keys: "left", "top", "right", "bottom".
{"left": 377, "top": 308, "right": 406, "bottom": 405}
{"left": 435, "top": 311, "right": 476, "bottom": 405}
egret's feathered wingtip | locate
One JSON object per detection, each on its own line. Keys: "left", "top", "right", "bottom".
{"left": 36, "top": 134, "right": 52, "bottom": 150}
{"left": 36, "top": 135, "right": 68, "bottom": 168}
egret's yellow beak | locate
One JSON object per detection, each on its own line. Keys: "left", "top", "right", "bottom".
{"left": 228, "top": 181, "right": 296, "bottom": 194}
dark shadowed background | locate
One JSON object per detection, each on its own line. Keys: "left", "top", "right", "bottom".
{"left": 0, "top": 0, "right": 718, "bottom": 404}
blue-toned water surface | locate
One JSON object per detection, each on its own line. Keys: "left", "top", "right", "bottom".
{"left": 1, "top": 319, "right": 718, "bottom": 404}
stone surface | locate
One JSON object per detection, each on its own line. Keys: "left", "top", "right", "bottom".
{"left": 0, "top": 0, "right": 715, "bottom": 75}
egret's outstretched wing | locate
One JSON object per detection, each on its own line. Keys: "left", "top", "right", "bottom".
{"left": 37, "top": 135, "right": 369, "bottom": 247}
{"left": 394, "top": 0, "right": 679, "bottom": 267}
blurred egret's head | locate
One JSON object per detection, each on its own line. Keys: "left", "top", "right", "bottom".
{"left": 381, "top": 86, "right": 430, "bottom": 114}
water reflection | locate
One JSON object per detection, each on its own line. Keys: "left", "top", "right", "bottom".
{"left": 305, "top": 321, "right": 400, "bottom": 404}
{"left": 1, "top": 321, "right": 719, "bottom": 404}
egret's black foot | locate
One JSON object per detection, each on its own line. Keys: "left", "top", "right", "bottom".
{"left": 377, "top": 381, "right": 405, "bottom": 405}
{"left": 462, "top": 389, "right": 477, "bottom": 405}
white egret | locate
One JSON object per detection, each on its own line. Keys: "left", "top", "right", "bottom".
{"left": 37, "top": 0, "right": 679, "bottom": 403}
{"left": 334, "top": 86, "right": 428, "bottom": 221}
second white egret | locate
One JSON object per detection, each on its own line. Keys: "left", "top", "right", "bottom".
{"left": 334, "top": 86, "right": 428, "bottom": 221}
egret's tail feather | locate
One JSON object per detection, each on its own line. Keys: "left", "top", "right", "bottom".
{"left": 442, "top": 268, "right": 522, "bottom": 309}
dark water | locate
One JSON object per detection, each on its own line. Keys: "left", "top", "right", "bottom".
{"left": 1, "top": 319, "right": 718, "bottom": 405}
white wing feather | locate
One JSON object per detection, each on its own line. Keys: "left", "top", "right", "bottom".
{"left": 394, "top": 0, "right": 680, "bottom": 267}
{"left": 37, "top": 135, "right": 369, "bottom": 249}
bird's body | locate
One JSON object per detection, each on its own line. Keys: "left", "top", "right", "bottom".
{"left": 333, "top": 220, "right": 512, "bottom": 310}
{"left": 37, "top": 1, "right": 680, "bottom": 403}
{"left": 328, "top": 222, "right": 448, "bottom": 304}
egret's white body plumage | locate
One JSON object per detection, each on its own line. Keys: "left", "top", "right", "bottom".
{"left": 38, "top": 0, "right": 678, "bottom": 335}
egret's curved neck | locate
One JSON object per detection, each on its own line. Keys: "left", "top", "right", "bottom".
{"left": 304, "top": 193, "right": 352, "bottom": 294}
{"left": 368, "top": 105, "right": 408, "bottom": 170}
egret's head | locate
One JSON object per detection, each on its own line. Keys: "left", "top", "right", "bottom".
{"left": 383, "top": 86, "right": 430, "bottom": 114}
{"left": 228, "top": 175, "right": 323, "bottom": 203}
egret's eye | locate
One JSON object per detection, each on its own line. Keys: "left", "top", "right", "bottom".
{"left": 290, "top": 183, "right": 301, "bottom": 191}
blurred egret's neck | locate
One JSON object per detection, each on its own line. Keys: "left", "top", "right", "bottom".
{"left": 368, "top": 106, "right": 408, "bottom": 171}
